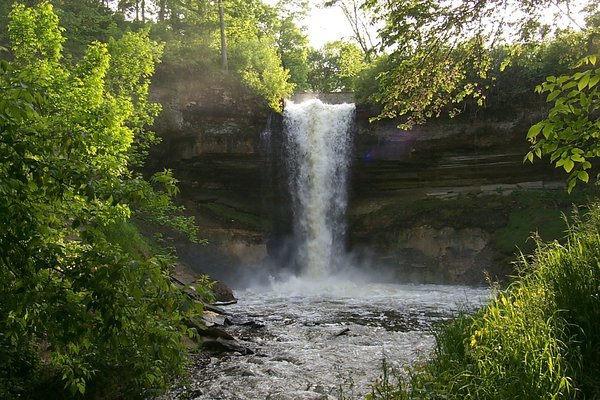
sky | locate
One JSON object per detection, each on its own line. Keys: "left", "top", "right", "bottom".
{"left": 264, "top": 0, "right": 588, "bottom": 50}
{"left": 264, "top": 0, "right": 358, "bottom": 48}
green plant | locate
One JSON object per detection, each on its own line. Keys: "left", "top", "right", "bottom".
{"left": 0, "top": 3, "right": 202, "bottom": 398}
{"left": 526, "top": 54, "right": 600, "bottom": 192}
{"left": 370, "top": 203, "right": 600, "bottom": 399}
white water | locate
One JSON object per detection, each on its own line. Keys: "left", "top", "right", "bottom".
{"left": 283, "top": 99, "right": 355, "bottom": 278}
{"left": 178, "top": 283, "right": 489, "bottom": 399}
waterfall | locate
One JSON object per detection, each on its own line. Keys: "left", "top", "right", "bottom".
{"left": 283, "top": 99, "right": 355, "bottom": 278}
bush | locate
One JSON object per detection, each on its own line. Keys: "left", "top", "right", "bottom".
{"left": 370, "top": 204, "right": 600, "bottom": 399}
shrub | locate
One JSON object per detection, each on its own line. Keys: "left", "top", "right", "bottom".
{"left": 370, "top": 204, "right": 600, "bottom": 399}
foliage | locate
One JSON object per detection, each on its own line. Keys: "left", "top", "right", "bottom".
{"left": 525, "top": 54, "right": 600, "bottom": 192}
{"left": 224, "top": 0, "right": 295, "bottom": 110}
{"left": 0, "top": 3, "right": 201, "bottom": 398}
{"left": 485, "top": 30, "right": 589, "bottom": 111}
{"left": 369, "top": 204, "right": 600, "bottom": 399}
{"left": 54, "top": 0, "right": 127, "bottom": 59}
{"left": 229, "top": 35, "right": 294, "bottom": 111}
{"left": 354, "top": 53, "right": 391, "bottom": 104}
{"left": 361, "top": 0, "right": 594, "bottom": 128}
{"left": 276, "top": 15, "right": 310, "bottom": 92}
{"left": 1, "top": 0, "right": 306, "bottom": 110}
{"left": 308, "top": 40, "right": 366, "bottom": 92}
{"left": 324, "top": 0, "right": 379, "bottom": 62}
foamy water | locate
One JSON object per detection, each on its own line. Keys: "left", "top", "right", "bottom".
{"left": 176, "top": 280, "right": 489, "bottom": 400}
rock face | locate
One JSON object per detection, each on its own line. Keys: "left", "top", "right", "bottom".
{"left": 148, "top": 76, "right": 580, "bottom": 285}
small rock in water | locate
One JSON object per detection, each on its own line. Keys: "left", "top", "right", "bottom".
{"left": 202, "top": 337, "right": 254, "bottom": 355}
{"left": 211, "top": 280, "right": 237, "bottom": 303}
{"left": 333, "top": 327, "right": 350, "bottom": 337}
{"left": 202, "top": 310, "right": 227, "bottom": 327}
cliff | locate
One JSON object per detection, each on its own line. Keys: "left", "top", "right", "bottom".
{"left": 147, "top": 77, "right": 594, "bottom": 286}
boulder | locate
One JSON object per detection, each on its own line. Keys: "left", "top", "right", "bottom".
{"left": 211, "top": 280, "right": 237, "bottom": 303}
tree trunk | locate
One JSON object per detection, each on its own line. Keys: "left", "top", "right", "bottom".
{"left": 158, "top": 0, "right": 166, "bottom": 21}
{"left": 218, "top": 0, "right": 228, "bottom": 71}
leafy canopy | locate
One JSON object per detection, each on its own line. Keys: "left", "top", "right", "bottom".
{"left": 362, "top": 0, "right": 595, "bottom": 128}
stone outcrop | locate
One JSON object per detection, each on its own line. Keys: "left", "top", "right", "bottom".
{"left": 147, "top": 76, "right": 586, "bottom": 285}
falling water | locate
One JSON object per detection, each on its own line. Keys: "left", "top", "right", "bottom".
{"left": 283, "top": 99, "right": 356, "bottom": 278}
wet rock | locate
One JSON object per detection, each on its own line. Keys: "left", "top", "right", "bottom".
{"left": 202, "top": 337, "right": 254, "bottom": 355}
{"left": 228, "top": 316, "right": 265, "bottom": 328}
{"left": 333, "top": 327, "right": 350, "bottom": 337}
{"left": 201, "top": 310, "right": 227, "bottom": 327}
{"left": 211, "top": 280, "right": 237, "bottom": 303}
{"left": 203, "top": 303, "right": 229, "bottom": 315}
{"left": 214, "top": 299, "right": 238, "bottom": 306}
{"left": 201, "top": 327, "right": 235, "bottom": 341}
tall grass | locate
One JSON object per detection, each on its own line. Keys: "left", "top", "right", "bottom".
{"left": 369, "top": 204, "right": 600, "bottom": 399}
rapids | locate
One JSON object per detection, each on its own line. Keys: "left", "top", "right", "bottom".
{"left": 180, "top": 280, "right": 489, "bottom": 399}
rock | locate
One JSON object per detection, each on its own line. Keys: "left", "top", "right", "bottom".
{"left": 150, "top": 68, "right": 573, "bottom": 285}
{"left": 227, "top": 316, "right": 265, "bottom": 328}
{"left": 214, "top": 299, "right": 238, "bottom": 306}
{"left": 202, "top": 310, "right": 227, "bottom": 327}
{"left": 203, "top": 303, "right": 229, "bottom": 314}
{"left": 201, "top": 326, "right": 235, "bottom": 341}
{"left": 333, "top": 327, "right": 350, "bottom": 337}
{"left": 202, "top": 337, "right": 254, "bottom": 355}
{"left": 211, "top": 280, "right": 237, "bottom": 303}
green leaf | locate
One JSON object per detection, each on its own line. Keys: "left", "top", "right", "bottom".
{"left": 527, "top": 122, "right": 543, "bottom": 139}
{"left": 525, "top": 152, "right": 534, "bottom": 163}
{"left": 546, "top": 90, "right": 561, "bottom": 102}
{"left": 577, "top": 171, "right": 589, "bottom": 182}
{"left": 578, "top": 74, "right": 590, "bottom": 91}
{"left": 542, "top": 123, "right": 554, "bottom": 139}
{"left": 588, "top": 74, "right": 599, "bottom": 89}
{"left": 563, "top": 158, "right": 575, "bottom": 173}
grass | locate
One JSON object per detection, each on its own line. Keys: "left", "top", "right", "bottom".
{"left": 368, "top": 203, "right": 600, "bottom": 399}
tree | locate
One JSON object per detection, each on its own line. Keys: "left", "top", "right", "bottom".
{"left": 0, "top": 3, "right": 201, "bottom": 397}
{"left": 525, "top": 54, "right": 600, "bottom": 192}
{"left": 323, "top": 0, "right": 378, "bottom": 61}
{"left": 225, "top": 0, "right": 295, "bottom": 109}
{"left": 308, "top": 40, "right": 366, "bottom": 92}
{"left": 276, "top": 15, "right": 310, "bottom": 92}
{"left": 362, "top": 0, "right": 593, "bottom": 128}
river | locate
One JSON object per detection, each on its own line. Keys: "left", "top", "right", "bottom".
{"left": 178, "top": 278, "right": 489, "bottom": 399}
